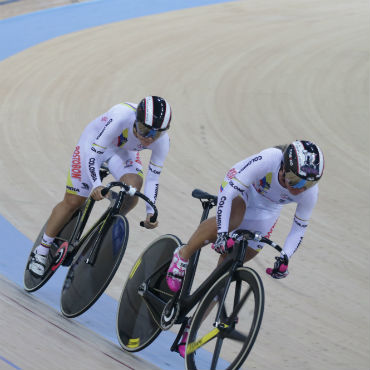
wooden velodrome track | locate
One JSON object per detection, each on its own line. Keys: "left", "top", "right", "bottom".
{"left": 0, "top": 0, "right": 369, "bottom": 369}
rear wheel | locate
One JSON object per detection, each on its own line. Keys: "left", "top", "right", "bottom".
{"left": 23, "top": 210, "right": 81, "bottom": 292}
{"left": 185, "top": 267, "right": 264, "bottom": 370}
{"left": 116, "top": 234, "right": 181, "bottom": 352}
{"left": 60, "top": 214, "right": 129, "bottom": 318}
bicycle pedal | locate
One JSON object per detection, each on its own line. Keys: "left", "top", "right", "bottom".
{"left": 62, "top": 247, "right": 76, "bottom": 266}
{"left": 51, "top": 242, "right": 68, "bottom": 272}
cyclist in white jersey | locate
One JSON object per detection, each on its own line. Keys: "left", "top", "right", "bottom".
{"left": 166, "top": 140, "right": 324, "bottom": 357}
{"left": 29, "top": 96, "right": 172, "bottom": 277}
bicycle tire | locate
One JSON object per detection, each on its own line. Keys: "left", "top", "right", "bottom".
{"left": 185, "top": 267, "right": 264, "bottom": 370}
{"left": 60, "top": 214, "right": 129, "bottom": 318}
{"left": 116, "top": 234, "right": 182, "bottom": 352}
{"left": 23, "top": 210, "right": 80, "bottom": 292}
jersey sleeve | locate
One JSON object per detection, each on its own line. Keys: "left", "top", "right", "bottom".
{"left": 283, "top": 186, "right": 319, "bottom": 258}
{"left": 86, "top": 105, "right": 131, "bottom": 188}
{"left": 143, "top": 134, "right": 170, "bottom": 214}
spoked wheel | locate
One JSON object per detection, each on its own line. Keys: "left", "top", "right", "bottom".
{"left": 24, "top": 210, "right": 81, "bottom": 292}
{"left": 60, "top": 214, "right": 129, "bottom": 318}
{"left": 116, "top": 234, "right": 181, "bottom": 352}
{"left": 185, "top": 267, "right": 264, "bottom": 370}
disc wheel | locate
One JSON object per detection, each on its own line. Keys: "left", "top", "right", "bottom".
{"left": 116, "top": 234, "right": 181, "bottom": 352}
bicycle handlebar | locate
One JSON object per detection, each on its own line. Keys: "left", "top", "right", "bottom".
{"left": 231, "top": 229, "right": 289, "bottom": 265}
{"left": 100, "top": 182, "right": 158, "bottom": 226}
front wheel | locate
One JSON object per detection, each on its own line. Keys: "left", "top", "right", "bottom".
{"left": 185, "top": 267, "right": 264, "bottom": 370}
{"left": 60, "top": 214, "right": 129, "bottom": 318}
{"left": 116, "top": 234, "right": 181, "bottom": 352}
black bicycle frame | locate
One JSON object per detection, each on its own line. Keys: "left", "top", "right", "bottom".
{"left": 64, "top": 184, "right": 128, "bottom": 266}
{"left": 175, "top": 238, "right": 248, "bottom": 324}
{"left": 139, "top": 195, "right": 250, "bottom": 324}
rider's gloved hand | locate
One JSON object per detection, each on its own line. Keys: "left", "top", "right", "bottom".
{"left": 211, "top": 232, "right": 235, "bottom": 254}
{"left": 266, "top": 256, "right": 289, "bottom": 279}
{"left": 142, "top": 213, "right": 158, "bottom": 229}
{"left": 91, "top": 185, "right": 106, "bottom": 201}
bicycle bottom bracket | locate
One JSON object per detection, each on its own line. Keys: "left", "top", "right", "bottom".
{"left": 160, "top": 300, "right": 179, "bottom": 330}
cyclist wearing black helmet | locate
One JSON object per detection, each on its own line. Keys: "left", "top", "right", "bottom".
{"left": 166, "top": 140, "right": 324, "bottom": 357}
{"left": 29, "top": 96, "right": 172, "bottom": 277}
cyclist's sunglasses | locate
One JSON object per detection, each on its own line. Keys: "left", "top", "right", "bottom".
{"left": 283, "top": 169, "right": 317, "bottom": 190}
{"left": 135, "top": 121, "right": 164, "bottom": 140}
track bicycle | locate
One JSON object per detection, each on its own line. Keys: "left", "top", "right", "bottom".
{"left": 116, "top": 189, "right": 288, "bottom": 370}
{"left": 24, "top": 166, "right": 158, "bottom": 318}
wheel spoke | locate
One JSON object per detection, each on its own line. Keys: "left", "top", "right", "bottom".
{"left": 210, "top": 336, "right": 223, "bottom": 370}
{"left": 224, "top": 328, "right": 248, "bottom": 342}
{"left": 186, "top": 268, "right": 264, "bottom": 370}
{"left": 228, "top": 287, "right": 252, "bottom": 324}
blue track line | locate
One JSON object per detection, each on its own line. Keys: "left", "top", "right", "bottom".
{"left": 0, "top": 354, "right": 22, "bottom": 370}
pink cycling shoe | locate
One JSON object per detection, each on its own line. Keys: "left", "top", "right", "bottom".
{"left": 178, "top": 322, "right": 190, "bottom": 358}
{"left": 166, "top": 247, "right": 189, "bottom": 292}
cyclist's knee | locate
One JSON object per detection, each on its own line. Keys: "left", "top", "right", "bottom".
{"left": 62, "top": 192, "right": 86, "bottom": 212}
{"left": 120, "top": 173, "right": 143, "bottom": 190}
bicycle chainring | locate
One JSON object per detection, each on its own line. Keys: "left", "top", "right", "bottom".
{"left": 160, "top": 300, "right": 179, "bottom": 330}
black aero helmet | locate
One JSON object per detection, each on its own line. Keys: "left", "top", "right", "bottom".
{"left": 283, "top": 140, "right": 324, "bottom": 189}
{"left": 136, "top": 96, "right": 172, "bottom": 131}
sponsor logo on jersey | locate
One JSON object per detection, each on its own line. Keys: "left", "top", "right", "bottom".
{"left": 96, "top": 118, "right": 112, "bottom": 140}
{"left": 135, "top": 152, "right": 142, "bottom": 165}
{"left": 278, "top": 193, "right": 293, "bottom": 203}
{"left": 294, "top": 218, "right": 308, "bottom": 228}
{"left": 71, "top": 146, "right": 81, "bottom": 181}
{"left": 226, "top": 168, "right": 237, "bottom": 180}
{"left": 216, "top": 195, "right": 227, "bottom": 230}
{"left": 134, "top": 144, "right": 145, "bottom": 151}
{"left": 91, "top": 144, "right": 104, "bottom": 155}
{"left": 229, "top": 180, "right": 244, "bottom": 194}
{"left": 149, "top": 166, "right": 161, "bottom": 175}
{"left": 124, "top": 159, "right": 133, "bottom": 168}
{"left": 66, "top": 185, "right": 80, "bottom": 193}
{"left": 153, "top": 184, "right": 159, "bottom": 202}
{"left": 117, "top": 128, "right": 128, "bottom": 147}
{"left": 88, "top": 157, "right": 97, "bottom": 182}
{"left": 238, "top": 155, "right": 262, "bottom": 173}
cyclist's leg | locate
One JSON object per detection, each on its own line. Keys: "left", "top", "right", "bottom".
{"left": 180, "top": 196, "right": 246, "bottom": 260}
{"left": 44, "top": 142, "right": 93, "bottom": 240}
{"left": 29, "top": 192, "right": 86, "bottom": 277}
{"left": 166, "top": 197, "right": 246, "bottom": 292}
{"left": 44, "top": 192, "right": 87, "bottom": 237}
{"left": 119, "top": 173, "right": 143, "bottom": 215}
{"left": 107, "top": 152, "right": 144, "bottom": 216}
{"left": 29, "top": 144, "right": 91, "bottom": 276}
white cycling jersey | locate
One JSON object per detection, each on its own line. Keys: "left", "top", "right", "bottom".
{"left": 217, "top": 147, "right": 319, "bottom": 258}
{"left": 66, "top": 102, "right": 169, "bottom": 214}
